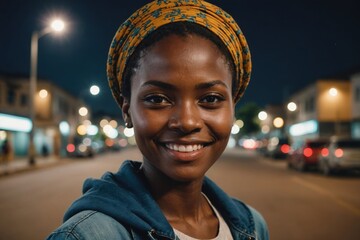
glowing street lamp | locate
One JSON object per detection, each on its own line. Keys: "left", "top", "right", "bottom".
{"left": 273, "top": 117, "right": 284, "bottom": 128}
{"left": 51, "top": 19, "right": 65, "bottom": 31}
{"left": 258, "top": 111, "right": 268, "bottom": 121}
{"left": 287, "top": 102, "right": 297, "bottom": 112}
{"left": 38, "top": 89, "right": 48, "bottom": 98}
{"left": 79, "top": 107, "right": 88, "bottom": 117}
{"left": 90, "top": 85, "right": 100, "bottom": 96}
{"left": 329, "top": 87, "right": 338, "bottom": 97}
{"left": 29, "top": 18, "right": 65, "bottom": 165}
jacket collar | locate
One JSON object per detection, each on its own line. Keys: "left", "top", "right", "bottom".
{"left": 64, "top": 160, "right": 256, "bottom": 239}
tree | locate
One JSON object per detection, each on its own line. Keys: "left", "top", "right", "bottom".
{"left": 235, "top": 102, "right": 261, "bottom": 135}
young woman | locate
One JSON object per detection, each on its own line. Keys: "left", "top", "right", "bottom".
{"left": 48, "top": 1, "right": 269, "bottom": 239}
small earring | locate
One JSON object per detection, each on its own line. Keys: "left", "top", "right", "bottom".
{"left": 125, "top": 121, "right": 133, "bottom": 128}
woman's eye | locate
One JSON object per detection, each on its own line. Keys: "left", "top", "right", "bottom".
{"left": 144, "top": 95, "right": 170, "bottom": 104}
{"left": 200, "top": 95, "right": 224, "bottom": 104}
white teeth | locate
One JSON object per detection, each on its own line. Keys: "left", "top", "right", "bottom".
{"left": 165, "top": 144, "right": 203, "bottom": 152}
{"left": 179, "top": 145, "right": 186, "bottom": 152}
{"left": 185, "top": 145, "right": 192, "bottom": 152}
{"left": 173, "top": 145, "right": 179, "bottom": 151}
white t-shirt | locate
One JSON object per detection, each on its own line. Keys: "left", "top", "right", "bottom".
{"left": 173, "top": 194, "right": 233, "bottom": 240}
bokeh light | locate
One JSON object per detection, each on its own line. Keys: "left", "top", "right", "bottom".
{"left": 258, "top": 111, "right": 268, "bottom": 121}
{"left": 79, "top": 107, "right": 88, "bottom": 116}
{"left": 90, "top": 85, "right": 100, "bottom": 95}
{"left": 273, "top": 117, "right": 284, "bottom": 128}
{"left": 287, "top": 102, "right": 297, "bottom": 112}
{"left": 39, "top": 89, "right": 48, "bottom": 98}
{"left": 329, "top": 87, "right": 338, "bottom": 97}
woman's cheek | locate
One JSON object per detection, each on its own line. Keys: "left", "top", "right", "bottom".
{"left": 132, "top": 108, "right": 166, "bottom": 134}
{"left": 204, "top": 110, "right": 234, "bottom": 137}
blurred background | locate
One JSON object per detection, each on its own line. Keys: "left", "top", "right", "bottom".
{"left": 0, "top": 0, "right": 359, "bottom": 239}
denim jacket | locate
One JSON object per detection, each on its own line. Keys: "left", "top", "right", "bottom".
{"left": 47, "top": 161, "right": 269, "bottom": 240}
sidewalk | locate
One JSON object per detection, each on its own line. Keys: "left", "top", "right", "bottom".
{"left": 0, "top": 155, "right": 69, "bottom": 177}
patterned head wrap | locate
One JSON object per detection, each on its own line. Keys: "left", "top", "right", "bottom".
{"left": 107, "top": 0, "right": 251, "bottom": 106}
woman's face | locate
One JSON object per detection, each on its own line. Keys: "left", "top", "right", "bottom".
{"left": 123, "top": 34, "right": 234, "bottom": 182}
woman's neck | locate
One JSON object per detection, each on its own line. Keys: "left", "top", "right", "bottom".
{"left": 141, "top": 161, "right": 206, "bottom": 220}
{"left": 141, "top": 161, "right": 219, "bottom": 239}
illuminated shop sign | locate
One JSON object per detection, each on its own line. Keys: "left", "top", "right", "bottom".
{"left": 0, "top": 113, "right": 32, "bottom": 133}
{"left": 289, "top": 120, "right": 318, "bottom": 137}
{"left": 59, "top": 121, "right": 70, "bottom": 136}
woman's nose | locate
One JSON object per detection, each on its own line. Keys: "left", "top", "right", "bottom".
{"left": 168, "top": 101, "right": 202, "bottom": 133}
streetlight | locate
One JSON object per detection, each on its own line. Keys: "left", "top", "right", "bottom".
{"left": 90, "top": 85, "right": 100, "bottom": 96}
{"left": 287, "top": 102, "right": 297, "bottom": 112}
{"left": 28, "top": 18, "right": 65, "bottom": 165}
{"left": 39, "top": 89, "right": 48, "bottom": 99}
{"left": 273, "top": 117, "right": 284, "bottom": 128}
{"left": 79, "top": 107, "right": 89, "bottom": 117}
{"left": 329, "top": 87, "right": 338, "bottom": 97}
{"left": 258, "top": 111, "right": 268, "bottom": 121}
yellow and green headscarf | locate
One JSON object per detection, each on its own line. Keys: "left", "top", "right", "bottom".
{"left": 107, "top": 0, "right": 251, "bottom": 106}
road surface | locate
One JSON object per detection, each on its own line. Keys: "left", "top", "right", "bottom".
{"left": 0, "top": 147, "right": 359, "bottom": 239}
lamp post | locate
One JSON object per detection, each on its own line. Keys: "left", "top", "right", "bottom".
{"left": 28, "top": 19, "right": 65, "bottom": 165}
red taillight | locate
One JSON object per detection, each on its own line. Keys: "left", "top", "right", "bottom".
{"left": 321, "top": 148, "right": 329, "bottom": 157}
{"left": 281, "top": 144, "right": 290, "bottom": 154}
{"left": 303, "top": 147, "right": 313, "bottom": 157}
{"left": 67, "top": 144, "right": 75, "bottom": 153}
{"left": 335, "top": 148, "right": 343, "bottom": 158}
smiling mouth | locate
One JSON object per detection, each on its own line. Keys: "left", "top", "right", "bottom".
{"left": 165, "top": 143, "right": 204, "bottom": 152}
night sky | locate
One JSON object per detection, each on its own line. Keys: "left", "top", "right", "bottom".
{"left": 1, "top": 0, "right": 360, "bottom": 115}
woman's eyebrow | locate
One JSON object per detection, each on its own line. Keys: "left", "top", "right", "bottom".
{"left": 140, "top": 79, "right": 228, "bottom": 90}
{"left": 141, "top": 80, "right": 177, "bottom": 90}
{"left": 195, "top": 80, "right": 228, "bottom": 90}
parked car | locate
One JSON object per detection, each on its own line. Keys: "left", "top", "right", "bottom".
{"left": 287, "top": 139, "right": 328, "bottom": 171}
{"left": 66, "top": 137, "right": 96, "bottom": 158}
{"left": 67, "top": 143, "right": 95, "bottom": 158}
{"left": 319, "top": 138, "right": 360, "bottom": 175}
{"left": 265, "top": 137, "right": 290, "bottom": 159}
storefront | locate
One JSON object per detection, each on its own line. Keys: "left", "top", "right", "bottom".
{"left": 0, "top": 113, "right": 65, "bottom": 158}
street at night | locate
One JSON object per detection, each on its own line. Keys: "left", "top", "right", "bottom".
{"left": 0, "top": 147, "right": 359, "bottom": 240}
{"left": 1, "top": 1, "right": 360, "bottom": 239}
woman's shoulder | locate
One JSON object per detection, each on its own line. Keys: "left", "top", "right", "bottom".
{"left": 247, "top": 205, "right": 269, "bottom": 239}
{"left": 231, "top": 199, "right": 269, "bottom": 240}
{"left": 46, "top": 210, "right": 132, "bottom": 240}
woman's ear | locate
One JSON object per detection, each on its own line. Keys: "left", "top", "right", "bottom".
{"left": 119, "top": 95, "right": 133, "bottom": 128}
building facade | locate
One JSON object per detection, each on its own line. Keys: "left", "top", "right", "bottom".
{"left": 351, "top": 73, "right": 360, "bottom": 138}
{"left": 0, "top": 74, "right": 90, "bottom": 159}
{"left": 285, "top": 77, "right": 357, "bottom": 146}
